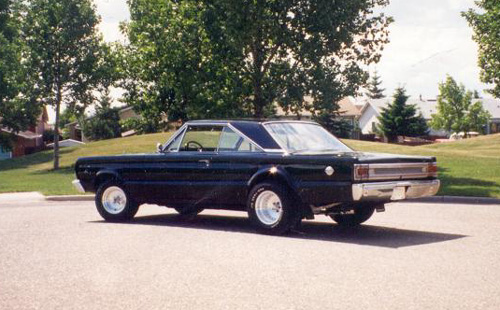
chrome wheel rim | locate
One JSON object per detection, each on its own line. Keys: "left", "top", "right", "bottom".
{"left": 102, "top": 186, "right": 127, "bottom": 215}
{"left": 255, "top": 190, "right": 283, "bottom": 226}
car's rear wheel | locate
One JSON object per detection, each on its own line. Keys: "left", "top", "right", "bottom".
{"left": 247, "top": 182, "right": 300, "bottom": 235}
{"left": 330, "top": 205, "right": 376, "bottom": 227}
{"left": 95, "top": 181, "right": 139, "bottom": 222}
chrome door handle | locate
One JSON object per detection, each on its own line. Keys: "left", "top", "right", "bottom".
{"left": 198, "top": 159, "right": 210, "bottom": 167}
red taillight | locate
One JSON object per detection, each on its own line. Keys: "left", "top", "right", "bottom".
{"left": 354, "top": 165, "right": 370, "bottom": 180}
{"left": 428, "top": 163, "right": 438, "bottom": 176}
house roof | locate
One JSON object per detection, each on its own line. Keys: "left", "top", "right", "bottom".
{"left": 47, "top": 139, "right": 85, "bottom": 148}
{"left": 0, "top": 128, "right": 42, "bottom": 140}
{"left": 275, "top": 96, "right": 358, "bottom": 118}
{"left": 480, "top": 98, "right": 500, "bottom": 119}
{"left": 337, "top": 97, "right": 361, "bottom": 117}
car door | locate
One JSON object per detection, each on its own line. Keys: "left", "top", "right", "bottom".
{"left": 165, "top": 124, "right": 223, "bottom": 205}
{"left": 209, "top": 126, "right": 264, "bottom": 208}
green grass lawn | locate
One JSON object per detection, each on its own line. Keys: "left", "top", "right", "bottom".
{"left": 0, "top": 132, "right": 499, "bottom": 198}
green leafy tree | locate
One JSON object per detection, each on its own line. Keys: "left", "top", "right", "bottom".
{"left": 314, "top": 113, "right": 354, "bottom": 139}
{"left": 121, "top": 0, "right": 247, "bottom": 126}
{"left": 431, "top": 76, "right": 491, "bottom": 136}
{"left": 204, "top": 0, "right": 393, "bottom": 118}
{"left": 365, "top": 70, "right": 385, "bottom": 99}
{"left": 463, "top": 1, "right": 500, "bottom": 98}
{"left": 59, "top": 107, "right": 77, "bottom": 128}
{"left": 467, "top": 101, "right": 491, "bottom": 134}
{"left": 120, "top": 117, "right": 163, "bottom": 135}
{"left": 122, "top": 0, "right": 392, "bottom": 122}
{"left": 83, "top": 93, "right": 122, "bottom": 141}
{"left": 378, "top": 87, "right": 428, "bottom": 142}
{"left": 0, "top": 0, "right": 40, "bottom": 149}
{"left": 23, "top": 0, "right": 112, "bottom": 169}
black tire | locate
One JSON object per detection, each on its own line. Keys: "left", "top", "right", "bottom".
{"left": 247, "top": 182, "right": 301, "bottom": 235}
{"left": 330, "top": 205, "right": 376, "bottom": 227}
{"left": 174, "top": 206, "right": 204, "bottom": 217}
{"left": 95, "top": 181, "right": 139, "bottom": 222}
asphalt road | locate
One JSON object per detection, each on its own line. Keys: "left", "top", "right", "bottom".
{"left": 1, "top": 193, "right": 499, "bottom": 310}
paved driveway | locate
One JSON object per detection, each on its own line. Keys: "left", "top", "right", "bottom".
{"left": 1, "top": 194, "right": 499, "bottom": 309}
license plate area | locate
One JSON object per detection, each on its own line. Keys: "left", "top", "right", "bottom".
{"left": 391, "top": 186, "right": 406, "bottom": 200}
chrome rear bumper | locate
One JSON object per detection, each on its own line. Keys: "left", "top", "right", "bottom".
{"left": 352, "top": 180, "right": 440, "bottom": 201}
{"left": 72, "top": 179, "right": 86, "bottom": 193}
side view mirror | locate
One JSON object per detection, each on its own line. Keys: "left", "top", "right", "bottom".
{"left": 156, "top": 142, "right": 163, "bottom": 153}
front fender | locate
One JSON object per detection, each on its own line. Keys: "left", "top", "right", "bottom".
{"left": 94, "top": 169, "right": 123, "bottom": 190}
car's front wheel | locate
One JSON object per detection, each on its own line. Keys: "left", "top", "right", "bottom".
{"left": 247, "top": 182, "right": 300, "bottom": 235}
{"left": 95, "top": 181, "right": 139, "bottom": 222}
{"left": 330, "top": 205, "right": 376, "bottom": 227}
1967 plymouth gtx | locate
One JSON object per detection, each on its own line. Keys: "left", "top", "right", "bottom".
{"left": 73, "top": 120, "right": 440, "bottom": 234}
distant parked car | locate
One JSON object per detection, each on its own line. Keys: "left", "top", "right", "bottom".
{"left": 73, "top": 120, "right": 440, "bottom": 234}
{"left": 449, "top": 132, "right": 480, "bottom": 140}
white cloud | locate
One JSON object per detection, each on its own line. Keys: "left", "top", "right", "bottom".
{"left": 94, "top": 0, "right": 129, "bottom": 42}
{"left": 372, "top": 0, "right": 489, "bottom": 99}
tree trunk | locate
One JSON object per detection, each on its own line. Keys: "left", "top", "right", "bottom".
{"left": 252, "top": 59, "right": 266, "bottom": 118}
{"left": 53, "top": 87, "right": 62, "bottom": 170}
{"left": 253, "top": 87, "right": 265, "bottom": 118}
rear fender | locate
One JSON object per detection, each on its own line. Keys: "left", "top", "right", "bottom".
{"left": 247, "top": 166, "right": 296, "bottom": 191}
{"left": 247, "top": 166, "right": 312, "bottom": 218}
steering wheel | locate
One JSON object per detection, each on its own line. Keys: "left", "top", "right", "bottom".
{"left": 185, "top": 141, "right": 203, "bottom": 151}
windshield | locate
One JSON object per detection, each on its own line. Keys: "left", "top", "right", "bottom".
{"left": 264, "top": 122, "right": 352, "bottom": 153}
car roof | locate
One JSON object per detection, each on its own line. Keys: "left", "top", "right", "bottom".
{"left": 186, "top": 119, "right": 318, "bottom": 125}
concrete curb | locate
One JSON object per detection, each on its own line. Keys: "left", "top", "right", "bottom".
{"left": 42, "top": 194, "right": 500, "bottom": 205}
{"left": 407, "top": 196, "right": 500, "bottom": 205}
{"left": 45, "top": 195, "right": 95, "bottom": 202}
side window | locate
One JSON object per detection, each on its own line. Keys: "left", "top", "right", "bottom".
{"left": 165, "top": 128, "right": 185, "bottom": 152}
{"left": 179, "top": 125, "right": 222, "bottom": 152}
{"left": 218, "top": 127, "right": 262, "bottom": 152}
{"left": 218, "top": 127, "right": 241, "bottom": 151}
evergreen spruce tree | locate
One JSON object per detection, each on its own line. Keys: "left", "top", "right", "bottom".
{"left": 377, "top": 87, "right": 428, "bottom": 142}
{"left": 366, "top": 70, "right": 385, "bottom": 99}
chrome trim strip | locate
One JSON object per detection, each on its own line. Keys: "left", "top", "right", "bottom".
{"left": 185, "top": 122, "right": 230, "bottom": 126}
{"left": 72, "top": 179, "right": 86, "bottom": 193}
{"left": 262, "top": 120, "right": 319, "bottom": 125}
{"left": 367, "top": 162, "right": 433, "bottom": 169}
{"left": 352, "top": 180, "right": 440, "bottom": 201}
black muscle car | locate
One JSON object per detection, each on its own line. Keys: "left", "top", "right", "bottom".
{"left": 73, "top": 120, "right": 440, "bottom": 234}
